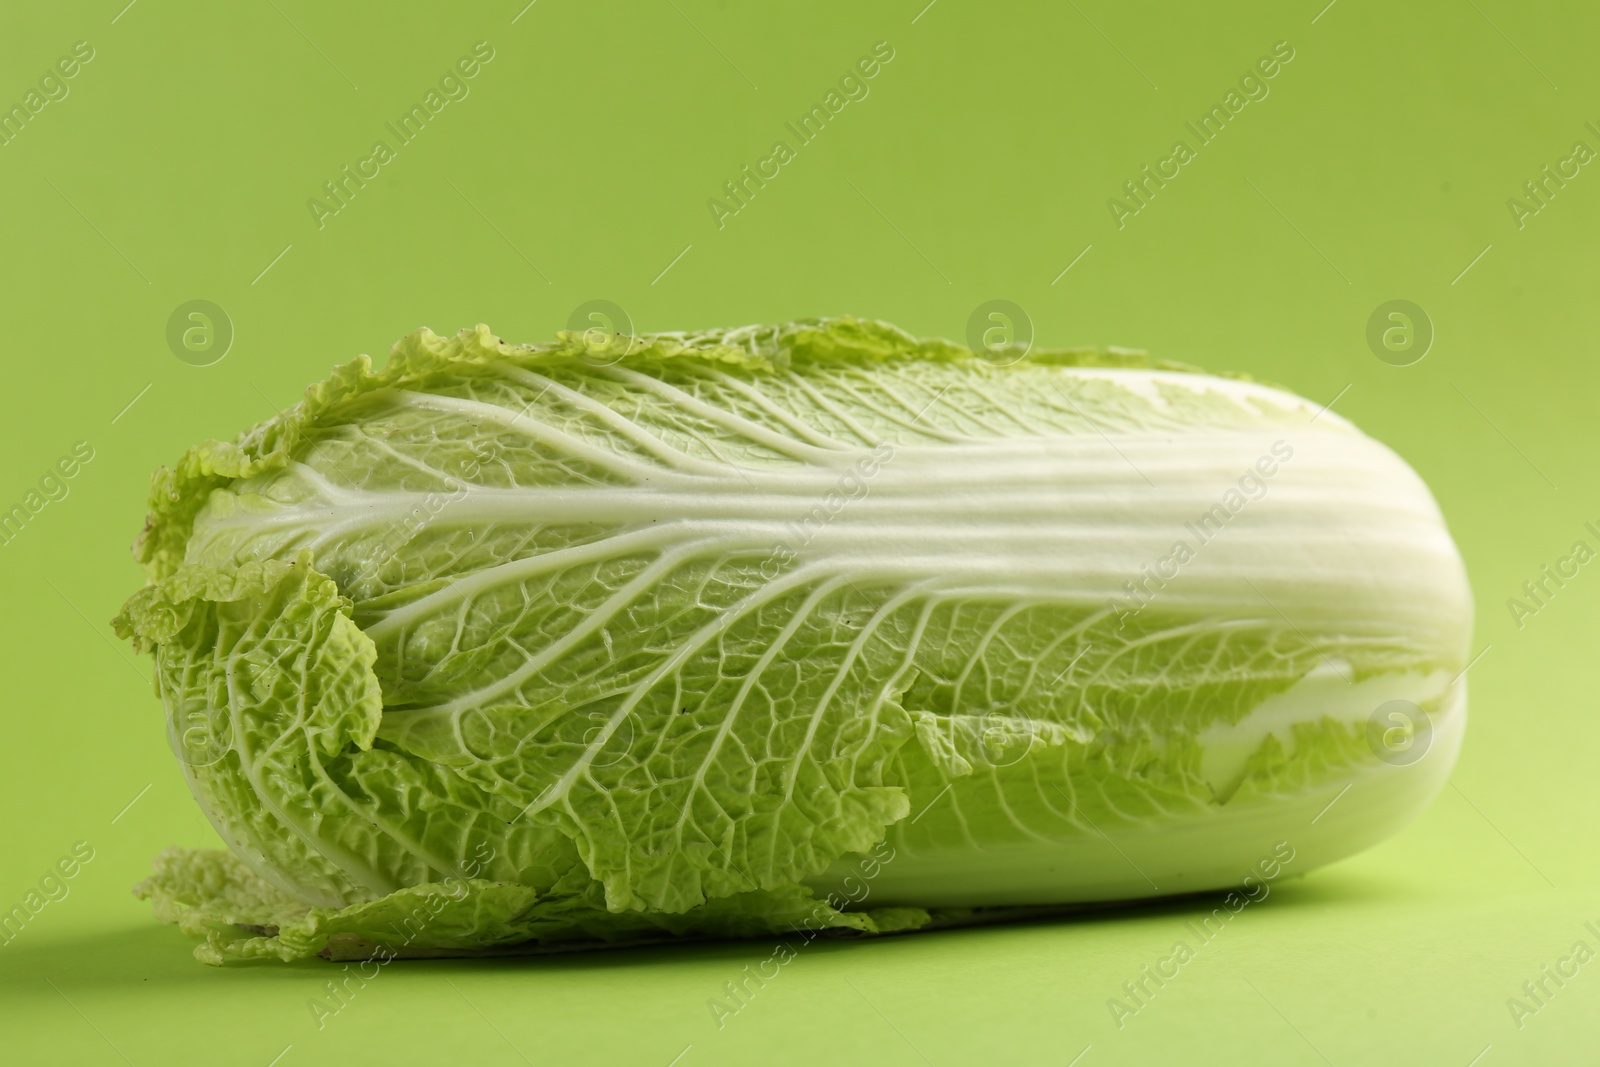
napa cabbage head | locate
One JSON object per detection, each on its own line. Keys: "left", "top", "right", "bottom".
{"left": 114, "top": 318, "right": 1471, "bottom": 963}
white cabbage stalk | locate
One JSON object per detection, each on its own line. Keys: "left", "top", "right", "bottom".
{"left": 115, "top": 320, "right": 1470, "bottom": 962}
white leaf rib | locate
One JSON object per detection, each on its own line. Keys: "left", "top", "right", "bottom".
{"left": 390, "top": 392, "right": 676, "bottom": 484}
{"left": 678, "top": 575, "right": 856, "bottom": 833}
{"left": 283, "top": 459, "right": 354, "bottom": 498}
{"left": 389, "top": 539, "right": 733, "bottom": 717}
{"left": 362, "top": 523, "right": 709, "bottom": 640}
{"left": 528, "top": 565, "right": 831, "bottom": 820}
{"left": 597, "top": 365, "right": 856, "bottom": 465}
{"left": 684, "top": 364, "right": 863, "bottom": 449}
{"left": 1017, "top": 629, "right": 1101, "bottom": 705}
{"left": 816, "top": 368, "right": 972, "bottom": 442}
{"left": 494, "top": 364, "right": 733, "bottom": 477}
{"left": 347, "top": 431, "right": 471, "bottom": 489}
{"left": 949, "top": 601, "right": 1032, "bottom": 715}
{"left": 777, "top": 580, "right": 937, "bottom": 811}
{"left": 300, "top": 739, "right": 464, "bottom": 884}
{"left": 781, "top": 374, "right": 898, "bottom": 446}
{"left": 853, "top": 364, "right": 1008, "bottom": 437}
{"left": 219, "top": 606, "right": 398, "bottom": 899}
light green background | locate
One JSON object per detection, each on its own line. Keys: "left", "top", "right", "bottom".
{"left": 1, "top": 1, "right": 1595, "bottom": 1064}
